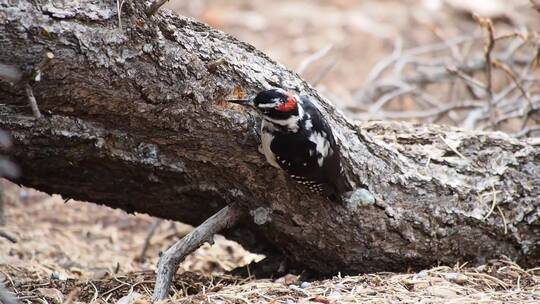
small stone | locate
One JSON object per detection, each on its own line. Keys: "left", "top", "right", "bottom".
{"left": 428, "top": 286, "right": 458, "bottom": 298}
{"left": 414, "top": 270, "right": 429, "bottom": 279}
{"left": 300, "top": 281, "right": 310, "bottom": 288}
{"left": 142, "top": 43, "right": 153, "bottom": 53}
{"left": 275, "top": 274, "right": 299, "bottom": 285}
{"left": 445, "top": 272, "right": 468, "bottom": 284}
{"left": 345, "top": 188, "right": 375, "bottom": 210}
{"left": 19, "top": 189, "right": 28, "bottom": 202}
{"left": 50, "top": 272, "right": 67, "bottom": 281}
{"left": 250, "top": 207, "right": 272, "bottom": 225}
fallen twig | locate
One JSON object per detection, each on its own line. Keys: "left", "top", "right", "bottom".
{"left": 152, "top": 204, "right": 243, "bottom": 301}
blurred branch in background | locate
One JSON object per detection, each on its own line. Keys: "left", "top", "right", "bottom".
{"left": 0, "top": 130, "right": 19, "bottom": 303}
{"left": 349, "top": 22, "right": 539, "bottom": 137}
{"left": 531, "top": 0, "right": 540, "bottom": 13}
{"left": 0, "top": 130, "right": 19, "bottom": 243}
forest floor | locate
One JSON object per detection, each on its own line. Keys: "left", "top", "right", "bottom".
{"left": 1, "top": 182, "right": 539, "bottom": 303}
{"left": 2, "top": 0, "right": 540, "bottom": 303}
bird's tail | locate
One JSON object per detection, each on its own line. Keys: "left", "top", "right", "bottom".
{"left": 328, "top": 165, "right": 354, "bottom": 204}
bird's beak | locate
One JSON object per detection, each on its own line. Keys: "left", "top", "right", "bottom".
{"left": 226, "top": 97, "right": 254, "bottom": 107}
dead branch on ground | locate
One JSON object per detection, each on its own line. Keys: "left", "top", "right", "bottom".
{"left": 153, "top": 205, "right": 243, "bottom": 301}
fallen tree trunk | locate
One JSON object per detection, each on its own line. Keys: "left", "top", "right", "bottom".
{"left": 0, "top": 0, "right": 539, "bottom": 275}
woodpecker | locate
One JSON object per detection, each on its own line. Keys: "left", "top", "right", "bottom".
{"left": 227, "top": 88, "right": 350, "bottom": 203}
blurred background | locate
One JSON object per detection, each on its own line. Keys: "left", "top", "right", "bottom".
{"left": 1, "top": 0, "right": 539, "bottom": 302}
{"left": 165, "top": 0, "right": 539, "bottom": 135}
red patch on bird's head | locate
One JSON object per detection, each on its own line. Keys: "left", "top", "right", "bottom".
{"left": 276, "top": 94, "right": 297, "bottom": 112}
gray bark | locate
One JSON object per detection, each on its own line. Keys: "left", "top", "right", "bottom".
{"left": 0, "top": 0, "right": 539, "bottom": 274}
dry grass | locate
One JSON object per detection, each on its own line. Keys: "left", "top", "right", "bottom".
{"left": 3, "top": 256, "right": 540, "bottom": 304}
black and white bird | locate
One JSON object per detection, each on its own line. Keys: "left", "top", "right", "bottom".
{"left": 227, "top": 88, "right": 350, "bottom": 203}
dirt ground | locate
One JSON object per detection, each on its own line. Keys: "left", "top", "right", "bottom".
{"left": 1, "top": 0, "right": 540, "bottom": 303}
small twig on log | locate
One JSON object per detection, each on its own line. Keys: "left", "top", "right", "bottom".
{"left": 152, "top": 204, "right": 243, "bottom": 302}
{"left": 116, "top": 0, "right": 126, "bottom": 29}
{"left": 483, "top": 182, "right": 498, "bottom": 220}
{"left": 136, "top": 218, "right": 163, "bottom": 262}
{"left": 147, "top": 0, "right": 170, "bottom": 16}
{"left": 438, "top": 134, "right": 470, "bottom": 164}
{"left": 26, "top": 51, "right": 54, "bottom": 118}
{"left": 1, "top": 51, "right": 53, "bottom": 119}
{"left": 0, "top": 282, "right": 18, "bottom": 304}
{"left": 31, "top": 51, "right": 54, "bottom": 82}
{"left": 24, "top": 84, "right": 41, "bottom": 119}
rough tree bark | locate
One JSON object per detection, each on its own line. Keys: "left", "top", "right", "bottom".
{"left": 0, "top": 1, "right": 539, "bottom": 275}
